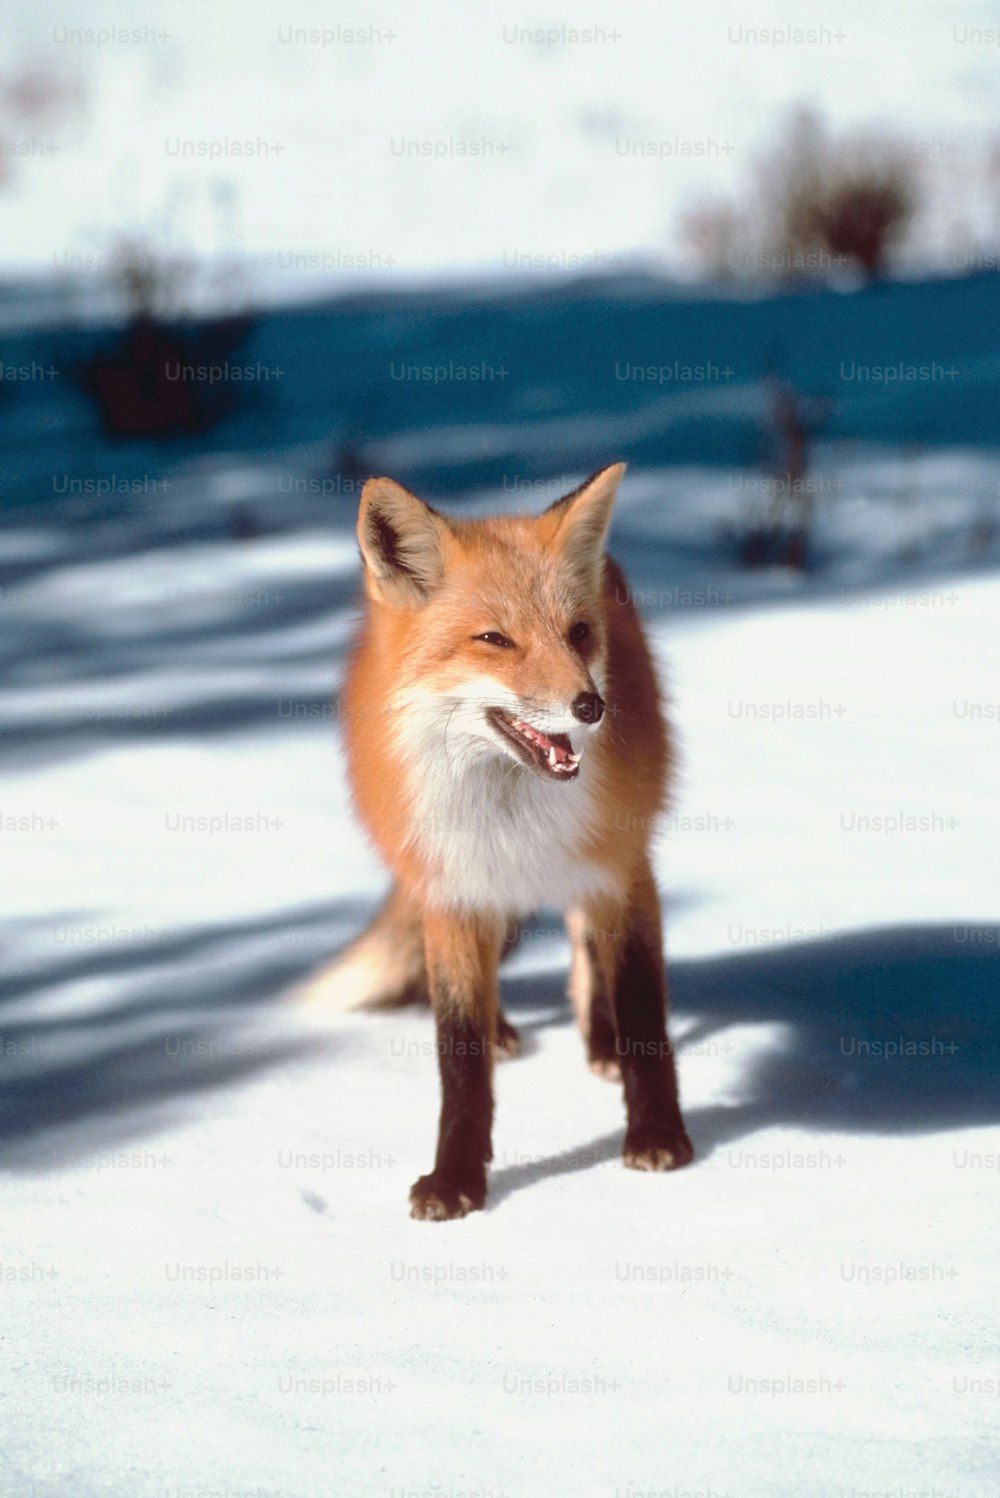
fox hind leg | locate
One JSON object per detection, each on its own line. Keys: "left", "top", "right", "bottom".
{"left": 566, "top": 907, "right": 620, "bottom": 1079}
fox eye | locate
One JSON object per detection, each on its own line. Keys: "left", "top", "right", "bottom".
{"left": 474, "top": 631, "right": 515, "bottom": 648}
{"left": 568, "top": 621, "right": 590, "bottom": 647}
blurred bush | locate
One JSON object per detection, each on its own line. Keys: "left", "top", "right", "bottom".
{"left": 77, "top": 212, "right": 256, "bottom": 440}
{"left": 684, "top": 106, "right": 919, "bottom": 284}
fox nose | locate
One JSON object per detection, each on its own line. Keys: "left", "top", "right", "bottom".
{"left": 571, "top": 691, "right": 604, "bottom": 725}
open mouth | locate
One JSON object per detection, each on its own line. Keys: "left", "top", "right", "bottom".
{"left": 486, "top": 708, "right": 580, "bottom": 781}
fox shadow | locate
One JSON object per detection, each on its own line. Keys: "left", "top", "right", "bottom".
{"left": 2, "top": 910, "right": 997, "bottom": 1191}
{"left": 488, "top": 920, "right": 1000, "bottom": 1201}
{"left": 0, "top": 900, "right": 363, "bottom": 1173}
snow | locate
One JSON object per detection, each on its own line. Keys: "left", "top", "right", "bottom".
{"left": 2, "top": 410, "right": 998, "bottom": 1495}
{"left": 3, "top": 0, "right": 1000, "bottom": 302}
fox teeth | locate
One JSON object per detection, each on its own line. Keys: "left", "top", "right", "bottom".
{"left": 547, "top": 745, "right": 558, "bottom": 768}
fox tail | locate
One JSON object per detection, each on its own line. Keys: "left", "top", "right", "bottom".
{"left": 290, "top": 885, "right": 427, "bottom": 1012}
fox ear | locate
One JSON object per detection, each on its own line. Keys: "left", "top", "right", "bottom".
{"left": 540, "top": 463, "right": 625, "bottom": 583}
{"left": 358, "top": 477, "right": 451, "bottom": 605}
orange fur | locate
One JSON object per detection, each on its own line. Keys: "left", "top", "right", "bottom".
{"left": 341, "top": 467, "right": 671, "bottom": 909}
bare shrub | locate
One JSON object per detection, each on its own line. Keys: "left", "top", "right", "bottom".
{"left": 684, "top": 107, "right": 919, "bottom": 284}
{"left": 728, "top": 377, "right": 834, "bottom": 571}
{"left": 81, "top": 232, "right": 255, "bottom": 440}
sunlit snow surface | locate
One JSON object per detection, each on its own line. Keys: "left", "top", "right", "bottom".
{"left": 2, "top": 405, "right": 998, "bottom": 1496}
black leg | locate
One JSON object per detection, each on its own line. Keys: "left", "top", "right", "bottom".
{"left": 611, "top": 923, "right": 693, "bottom": 1170}
{"left": 410, "top": 1010, "right": 493, "bottom": 1220}
{"left": 409, "top": 912, "right": 501, "bottom": 1220}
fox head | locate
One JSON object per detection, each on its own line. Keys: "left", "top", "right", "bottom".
{"left": 355, "top": 464, "right": 625, "bottom": 783}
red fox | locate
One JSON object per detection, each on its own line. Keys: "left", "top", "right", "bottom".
{"left": 304, "top": 463, "right": 693, "bottom": 1218}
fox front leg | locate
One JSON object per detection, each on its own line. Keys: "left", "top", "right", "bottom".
{"left": 409, "top": 909, "right": 504, "bottom": 1220}
{"left": 586, "top": 861, "right": 694, "bottom": 1171}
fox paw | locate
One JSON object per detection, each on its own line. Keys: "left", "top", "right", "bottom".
{"left": 623, "top": 1125, "right": 694, "bottom": 1172}
{"left": 409, "top": 1171, "right": 486, "bottom": 1221}
{"left": 494, "top": 1016, "right": 521, "bottom": 1060}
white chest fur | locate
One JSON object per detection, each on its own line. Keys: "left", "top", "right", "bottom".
{"left": 401, "top": 740, "right": 618, "bottom": 916}
{"left": 388, "top": 676, "right": 622, "bottom": 915}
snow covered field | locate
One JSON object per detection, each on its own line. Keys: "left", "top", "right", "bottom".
{"left": 2, "top": 401, "right": 998, "bottom": 1495}
{"left": 4, "top": 0, "right": 1000, "bottom": 289}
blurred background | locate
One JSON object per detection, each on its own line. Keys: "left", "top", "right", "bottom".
{"left": 3, "top": 0, "right": 1000, "bottom": 544}
{"left": 4, "top": 0, "right": 1000, "bottom": 503}
{"left": 2, "top": 6, "right": 1000, "bottom": 1490}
